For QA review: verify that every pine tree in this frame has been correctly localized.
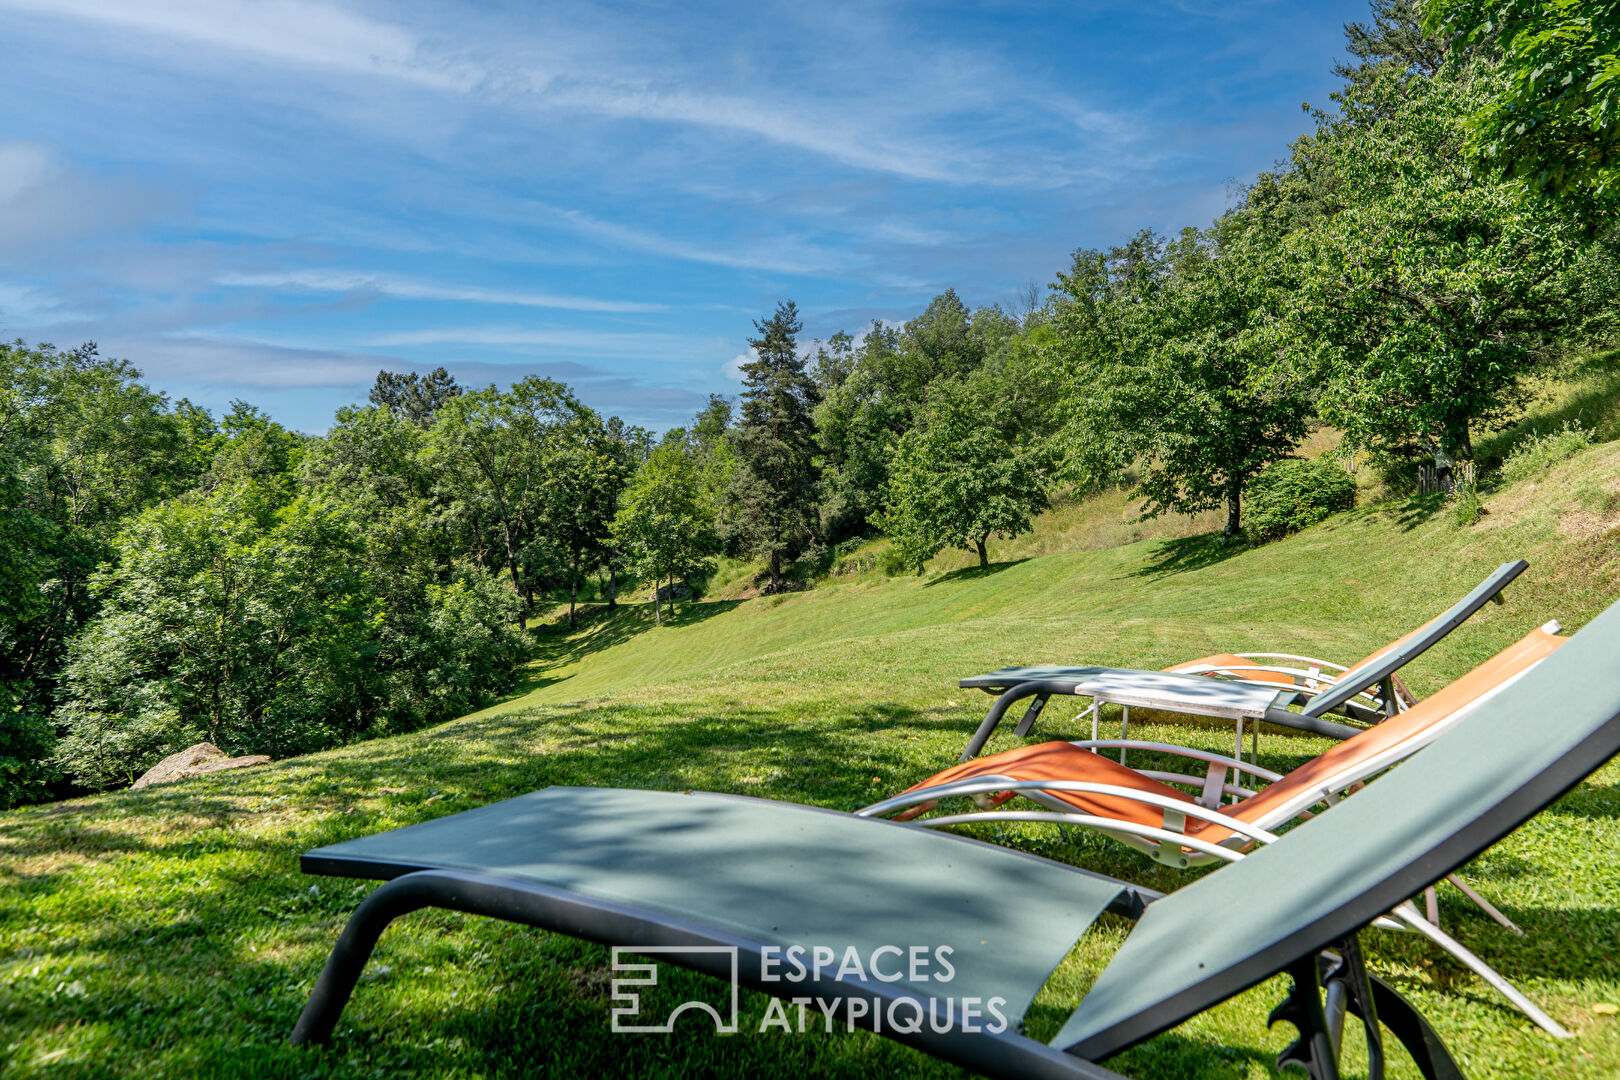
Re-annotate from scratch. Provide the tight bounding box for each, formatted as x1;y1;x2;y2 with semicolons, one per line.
723;301;820;591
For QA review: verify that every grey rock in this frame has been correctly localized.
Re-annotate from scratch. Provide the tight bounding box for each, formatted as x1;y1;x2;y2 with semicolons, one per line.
132;743;271;789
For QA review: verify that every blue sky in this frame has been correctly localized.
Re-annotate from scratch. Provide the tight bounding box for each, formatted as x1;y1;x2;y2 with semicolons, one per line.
0;0;1367;432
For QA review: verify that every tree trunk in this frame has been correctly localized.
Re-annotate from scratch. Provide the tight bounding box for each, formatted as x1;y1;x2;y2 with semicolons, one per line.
502;520;525;628
1224;486;1242;539
608;563;618;608
568;578;577;629
652;581;661;625
769;550;782;590
976;535;989;569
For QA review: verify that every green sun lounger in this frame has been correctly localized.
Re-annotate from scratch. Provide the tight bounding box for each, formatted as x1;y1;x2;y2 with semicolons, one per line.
955;559;1528;759
290;588;1620;1080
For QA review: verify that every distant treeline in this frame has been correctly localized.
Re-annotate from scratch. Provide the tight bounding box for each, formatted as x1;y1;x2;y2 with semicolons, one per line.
2;1;1617;805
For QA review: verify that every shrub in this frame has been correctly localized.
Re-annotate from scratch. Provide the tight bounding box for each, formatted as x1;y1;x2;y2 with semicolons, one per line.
1500;421;1594;486
1244;458;1357;544
1452;480;1485;526
0;687;58;810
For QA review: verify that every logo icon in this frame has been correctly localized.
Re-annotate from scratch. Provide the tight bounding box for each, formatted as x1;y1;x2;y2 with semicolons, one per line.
610;946;740;1033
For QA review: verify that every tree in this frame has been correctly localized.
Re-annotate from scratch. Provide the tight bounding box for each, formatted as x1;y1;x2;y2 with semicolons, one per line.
428;378;584;616
723;301;820;591
611;445;716;625
53;478;525;790
543;408;630;628
1337;0;1451;86
1046;229;1310;539
0;342;198;724
1428;0;1620;196
370;366;462;428
1281;63;1590;468
877;376;1048;570
53;482;378;788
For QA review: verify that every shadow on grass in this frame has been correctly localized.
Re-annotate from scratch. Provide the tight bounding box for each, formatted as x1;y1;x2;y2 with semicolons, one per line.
1372;491;1448;533
2;685;1614;1077
923;558;1030;587
1130;533;1246;578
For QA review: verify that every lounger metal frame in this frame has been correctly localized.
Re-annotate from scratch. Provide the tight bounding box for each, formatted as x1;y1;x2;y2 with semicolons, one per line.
291;826;1464;1080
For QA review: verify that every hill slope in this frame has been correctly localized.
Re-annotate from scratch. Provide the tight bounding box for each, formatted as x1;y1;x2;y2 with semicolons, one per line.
2;439;1619;1080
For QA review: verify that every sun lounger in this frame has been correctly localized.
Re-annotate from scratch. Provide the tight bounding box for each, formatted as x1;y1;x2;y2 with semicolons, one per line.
863;622;1568;1031
955;560;1528;761
290;597;1620;1077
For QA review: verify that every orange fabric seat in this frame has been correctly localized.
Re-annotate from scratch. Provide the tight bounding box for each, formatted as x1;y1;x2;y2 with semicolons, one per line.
1164;651;1298;687
898;626;1567;849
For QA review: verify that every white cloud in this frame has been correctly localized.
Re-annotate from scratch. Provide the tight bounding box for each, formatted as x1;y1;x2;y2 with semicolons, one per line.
217;269;666;313
0;0;471;88
368;324;682;355
0;0;1130;189
722;348;755;383
0;140;172;258
540;205;842;276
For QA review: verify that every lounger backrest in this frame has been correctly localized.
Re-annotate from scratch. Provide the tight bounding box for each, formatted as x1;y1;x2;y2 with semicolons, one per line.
1053;595;1620;1061
1301;559;1528;718
1227;624;1566;827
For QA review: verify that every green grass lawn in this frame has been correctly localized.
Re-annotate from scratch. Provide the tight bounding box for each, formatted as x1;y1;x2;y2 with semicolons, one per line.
4;439;1620;1079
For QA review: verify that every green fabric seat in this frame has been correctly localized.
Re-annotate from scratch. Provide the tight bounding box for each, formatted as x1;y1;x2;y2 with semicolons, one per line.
303;786;1134;1025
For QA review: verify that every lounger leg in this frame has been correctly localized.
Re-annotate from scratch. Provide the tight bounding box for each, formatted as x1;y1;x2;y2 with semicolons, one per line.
960;681;1048;762
1359;972;1467;1080
1271;955;1341;1080
291;876;436;1045
1013;695;1049;736
1445;874;1524;935
1391;902;1571;1038
1425;887;1440;927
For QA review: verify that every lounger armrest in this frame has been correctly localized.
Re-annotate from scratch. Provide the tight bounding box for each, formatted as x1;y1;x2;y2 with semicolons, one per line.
915;809;1253;864
860;778;1282;845
1235;653;1350;672
1065;740;1287;783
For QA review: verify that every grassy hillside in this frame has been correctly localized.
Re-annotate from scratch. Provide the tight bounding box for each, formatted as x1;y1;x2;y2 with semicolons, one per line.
4;402;1620;1078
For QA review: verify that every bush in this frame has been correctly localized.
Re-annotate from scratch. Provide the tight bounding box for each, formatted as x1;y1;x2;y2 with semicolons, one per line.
0;686;58;810
1500;421;1594;486
1244;458;1357;544
1452;480;1485;526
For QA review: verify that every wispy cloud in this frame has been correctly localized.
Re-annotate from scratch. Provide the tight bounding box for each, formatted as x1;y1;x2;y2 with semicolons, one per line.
217;269;665;313
368;324;683;356
0;0;1126;189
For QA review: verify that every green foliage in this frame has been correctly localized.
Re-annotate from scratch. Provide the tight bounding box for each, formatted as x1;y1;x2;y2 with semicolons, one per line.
1428;0;1620;197
1500;420;1596;483
0;689;57;810
611;445;717;624
1280;62;1590;464
52;481;526;789
0;341;208;732
877;376;1048;570
1046;228;1311;539
53;483;377;788
369;366;461;428
813;298;1024;543
1452;479;1486;524
1243;458;1358;544
427;377;590;611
